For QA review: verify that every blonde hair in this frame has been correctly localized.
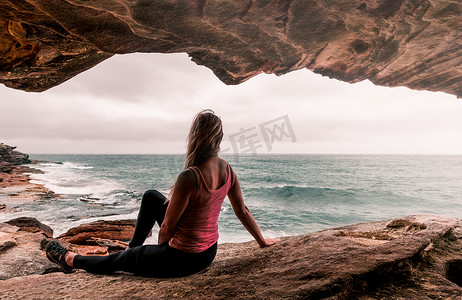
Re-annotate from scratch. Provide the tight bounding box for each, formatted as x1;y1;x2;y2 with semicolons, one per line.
169;110;223;198
184;109;223;169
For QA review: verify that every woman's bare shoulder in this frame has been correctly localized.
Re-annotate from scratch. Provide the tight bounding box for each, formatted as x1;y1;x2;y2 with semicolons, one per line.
218;157;233;171
218;157;236;185
177;168;196;185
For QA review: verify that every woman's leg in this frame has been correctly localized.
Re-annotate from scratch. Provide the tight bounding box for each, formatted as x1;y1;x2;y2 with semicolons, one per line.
73;243;217;277
73;244;158;275
166;243;218;277
128;190;169;248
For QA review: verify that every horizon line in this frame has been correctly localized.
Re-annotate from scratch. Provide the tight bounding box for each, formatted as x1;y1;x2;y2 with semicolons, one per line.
28;152;462;156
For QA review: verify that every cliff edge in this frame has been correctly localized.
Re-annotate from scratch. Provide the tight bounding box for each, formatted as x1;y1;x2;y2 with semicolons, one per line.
0;215;461;299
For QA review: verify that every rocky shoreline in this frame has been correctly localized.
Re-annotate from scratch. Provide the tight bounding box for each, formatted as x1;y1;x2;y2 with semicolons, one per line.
0;217;134;280
0;215;461;299
0;143;59;209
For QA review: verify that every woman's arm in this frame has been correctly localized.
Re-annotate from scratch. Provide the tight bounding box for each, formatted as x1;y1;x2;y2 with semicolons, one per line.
227;169;279;248
157;169;195;245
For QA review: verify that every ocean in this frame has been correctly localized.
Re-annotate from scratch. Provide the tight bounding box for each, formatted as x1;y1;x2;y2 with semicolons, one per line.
1;154;461;244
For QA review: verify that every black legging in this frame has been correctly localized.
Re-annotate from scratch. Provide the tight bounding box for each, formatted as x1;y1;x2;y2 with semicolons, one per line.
73;190;217;277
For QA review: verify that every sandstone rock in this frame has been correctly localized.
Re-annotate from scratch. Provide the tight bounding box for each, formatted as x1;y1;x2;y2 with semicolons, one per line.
0;204;6;210
53;222;130;256
0;223;55;280
10;150;30;165
69;244;109;256
57;220;138;244
0;160;59;200
0;1;460;97
42;236;113;257
86;237;128;252
0;144;33;185
0;162;14;173
0;232;17;252
5;217;53;238
14;164;45;175
0;143;30;167
0;222;19;233
386;218;428;233
0;215;461;299
1;183;60;200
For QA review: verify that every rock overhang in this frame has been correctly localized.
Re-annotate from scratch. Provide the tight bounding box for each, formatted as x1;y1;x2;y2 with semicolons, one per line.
0;0;460;97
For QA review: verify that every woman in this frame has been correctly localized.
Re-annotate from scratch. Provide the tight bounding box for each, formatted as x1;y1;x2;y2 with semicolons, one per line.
46;109;278;277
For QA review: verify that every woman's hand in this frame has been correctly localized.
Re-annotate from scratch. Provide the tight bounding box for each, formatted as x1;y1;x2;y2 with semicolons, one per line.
259;238;281;248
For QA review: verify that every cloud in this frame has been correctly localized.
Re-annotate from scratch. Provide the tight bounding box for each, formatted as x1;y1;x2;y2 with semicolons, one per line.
45;53;220;104
1;53;462;154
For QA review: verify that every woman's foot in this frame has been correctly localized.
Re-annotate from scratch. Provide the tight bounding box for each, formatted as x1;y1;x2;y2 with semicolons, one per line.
65;251;77;267
46;240;77;274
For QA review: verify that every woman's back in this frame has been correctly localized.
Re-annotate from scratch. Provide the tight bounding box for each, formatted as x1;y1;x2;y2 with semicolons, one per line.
195;157;230;190
168;157;231;253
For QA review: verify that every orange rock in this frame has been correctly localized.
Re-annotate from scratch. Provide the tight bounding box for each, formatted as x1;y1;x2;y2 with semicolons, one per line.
58;220;140;244
87;237;127;252
70;245;109;256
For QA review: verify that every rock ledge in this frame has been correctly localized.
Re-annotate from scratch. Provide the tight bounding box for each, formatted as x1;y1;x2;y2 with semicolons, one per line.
0;215;461;299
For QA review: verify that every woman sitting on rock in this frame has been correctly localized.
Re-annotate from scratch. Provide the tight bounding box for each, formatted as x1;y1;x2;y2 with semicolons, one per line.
46;109;278;277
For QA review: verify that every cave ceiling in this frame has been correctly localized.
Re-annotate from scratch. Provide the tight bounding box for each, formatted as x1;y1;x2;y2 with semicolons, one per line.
0;0;460;97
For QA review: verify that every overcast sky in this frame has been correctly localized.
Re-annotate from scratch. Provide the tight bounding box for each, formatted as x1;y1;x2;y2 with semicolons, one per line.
1;53;461;155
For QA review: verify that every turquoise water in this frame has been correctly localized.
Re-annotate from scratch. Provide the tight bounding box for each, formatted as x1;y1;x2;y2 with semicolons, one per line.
1;154;461;243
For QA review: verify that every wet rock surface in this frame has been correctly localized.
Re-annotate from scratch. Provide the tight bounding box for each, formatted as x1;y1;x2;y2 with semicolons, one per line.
0;143;60;204
0;1;460;97
0;215;461;299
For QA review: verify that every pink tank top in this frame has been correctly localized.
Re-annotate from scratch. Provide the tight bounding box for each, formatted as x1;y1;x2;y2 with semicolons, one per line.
169;164;231;253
